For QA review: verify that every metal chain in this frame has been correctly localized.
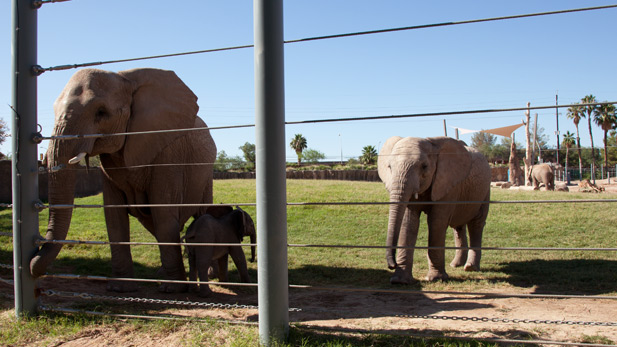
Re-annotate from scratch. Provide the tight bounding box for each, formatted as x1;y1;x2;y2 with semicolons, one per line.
395;313;617;327
41;289;301;312
0;263;14;270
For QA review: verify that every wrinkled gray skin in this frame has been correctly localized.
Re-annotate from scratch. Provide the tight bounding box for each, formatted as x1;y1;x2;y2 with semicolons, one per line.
378;136;491;284
30;68;216;293
528;163;555;190
184;206;256;297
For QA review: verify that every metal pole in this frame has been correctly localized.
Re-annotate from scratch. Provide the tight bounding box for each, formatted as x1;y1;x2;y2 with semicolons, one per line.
254;0;289;344
11;0;40;316
443;119;447;137
555;94;560;165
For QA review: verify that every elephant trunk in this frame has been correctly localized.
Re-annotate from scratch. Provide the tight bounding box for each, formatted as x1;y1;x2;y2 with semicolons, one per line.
29;142;78;278
385;185;413;269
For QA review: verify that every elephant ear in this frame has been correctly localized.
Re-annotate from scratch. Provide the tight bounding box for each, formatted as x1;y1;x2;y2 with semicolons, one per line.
428;137;472;201
377;136;403;191
118;68;198;168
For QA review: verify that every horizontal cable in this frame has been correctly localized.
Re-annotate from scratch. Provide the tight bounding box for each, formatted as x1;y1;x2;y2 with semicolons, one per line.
40;273;617;300
0;232;13;237
40;306;258;326
37;239;256;247
0;277;14;286
0;263;14;270
291;284;617;300
34;238;617;252
35;5;617;73
0;204;12;209
37;101;616;143
42;273;257;288
37;199;617;210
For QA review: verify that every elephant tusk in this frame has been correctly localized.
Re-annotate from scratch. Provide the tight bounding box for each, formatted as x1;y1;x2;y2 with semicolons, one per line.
414;193;418;200
68;152;87;165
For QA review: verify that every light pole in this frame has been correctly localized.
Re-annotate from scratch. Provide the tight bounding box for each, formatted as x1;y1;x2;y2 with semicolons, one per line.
339;134;343;164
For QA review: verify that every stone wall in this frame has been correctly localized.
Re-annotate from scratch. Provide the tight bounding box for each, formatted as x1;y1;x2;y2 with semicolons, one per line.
0;160;103;203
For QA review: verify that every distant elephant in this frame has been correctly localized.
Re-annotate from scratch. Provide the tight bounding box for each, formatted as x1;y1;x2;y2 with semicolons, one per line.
528;163;555;190
29;68;217;293
378;136;491;284
184;206;256;297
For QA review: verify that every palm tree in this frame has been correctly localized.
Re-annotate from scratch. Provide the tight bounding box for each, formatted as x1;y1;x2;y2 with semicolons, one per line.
289;134;307;166
562;131;575;181
581;95;598;179
360;145;378;165
566;103;584;178
593;102;617;169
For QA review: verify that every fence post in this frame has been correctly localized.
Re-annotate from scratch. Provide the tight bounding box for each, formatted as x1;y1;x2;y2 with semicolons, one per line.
11;0;40;317
254;0;289;344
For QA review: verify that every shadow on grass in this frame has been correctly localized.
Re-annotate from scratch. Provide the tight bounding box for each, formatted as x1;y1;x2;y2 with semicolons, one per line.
497;259;617;295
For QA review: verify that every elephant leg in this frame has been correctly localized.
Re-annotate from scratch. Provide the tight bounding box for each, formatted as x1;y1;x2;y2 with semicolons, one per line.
208;261;220;280
450;225;468;268
217;253;229;282
426;206;453;281
103;179;137;293
196;248;214;297
152;209;187;293
390;208;419;285
187;248;198;293
229;246;250;283
464;204;488;272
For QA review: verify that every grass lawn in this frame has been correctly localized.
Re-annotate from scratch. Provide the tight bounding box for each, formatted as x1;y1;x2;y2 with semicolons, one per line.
0;179;616;346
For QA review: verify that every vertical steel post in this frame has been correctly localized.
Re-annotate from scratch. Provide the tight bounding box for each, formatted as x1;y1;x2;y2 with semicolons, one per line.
11;0;40;316
254;0;289;344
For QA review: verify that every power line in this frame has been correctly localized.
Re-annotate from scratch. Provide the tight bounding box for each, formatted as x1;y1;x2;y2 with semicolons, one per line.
34;4;617;74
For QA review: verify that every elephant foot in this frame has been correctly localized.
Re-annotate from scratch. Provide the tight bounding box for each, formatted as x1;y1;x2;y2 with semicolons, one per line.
198;285;213;298
450;257;467;268
158;282;188;293
106;280;138;293
389;267;416;285
464;263;480;272
425;270;449;282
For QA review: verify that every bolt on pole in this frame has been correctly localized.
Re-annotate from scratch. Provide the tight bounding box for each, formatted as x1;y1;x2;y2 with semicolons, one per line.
254;0;289;344
11;0;41;316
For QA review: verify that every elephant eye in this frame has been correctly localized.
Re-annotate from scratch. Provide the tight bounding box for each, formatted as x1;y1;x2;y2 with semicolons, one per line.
95;107;109;120
421;163;428;171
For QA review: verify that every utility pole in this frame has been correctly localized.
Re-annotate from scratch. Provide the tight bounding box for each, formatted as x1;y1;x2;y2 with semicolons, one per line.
524;102;532;185
555;94;560;165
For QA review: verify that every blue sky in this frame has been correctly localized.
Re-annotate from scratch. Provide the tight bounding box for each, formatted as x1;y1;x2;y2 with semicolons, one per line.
2;1;616;162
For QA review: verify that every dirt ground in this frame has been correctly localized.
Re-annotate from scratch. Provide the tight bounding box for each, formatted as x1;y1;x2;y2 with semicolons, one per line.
3;180;617;346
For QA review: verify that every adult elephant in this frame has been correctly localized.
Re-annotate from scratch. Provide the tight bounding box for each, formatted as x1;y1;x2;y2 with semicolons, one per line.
30;68;216;293
528;163;555;190
378;136;491;284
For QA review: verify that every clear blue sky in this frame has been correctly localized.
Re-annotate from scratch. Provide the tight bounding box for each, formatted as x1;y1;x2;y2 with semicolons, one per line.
2;1;616;162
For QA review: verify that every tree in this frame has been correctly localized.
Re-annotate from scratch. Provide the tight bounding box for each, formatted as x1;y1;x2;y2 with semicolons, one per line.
561;131;575;175
302;148;326;163
470;132;497;161
0;119;9;158
239;142;256;170
593;102;617;169
214;150;245;172
289;134;307;165
581;94;598;176
566;103;584;177
359;145;378;165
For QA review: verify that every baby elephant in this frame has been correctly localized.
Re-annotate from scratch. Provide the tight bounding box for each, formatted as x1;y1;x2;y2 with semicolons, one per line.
184;206;256;297
528;163;555;190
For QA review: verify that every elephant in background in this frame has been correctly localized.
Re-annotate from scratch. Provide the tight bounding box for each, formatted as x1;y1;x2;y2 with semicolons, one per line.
378;136;491;284
30;68;216;293
528;163;555;190
184;206;256;297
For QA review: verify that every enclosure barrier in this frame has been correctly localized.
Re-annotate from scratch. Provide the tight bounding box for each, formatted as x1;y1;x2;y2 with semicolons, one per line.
7;1;617;345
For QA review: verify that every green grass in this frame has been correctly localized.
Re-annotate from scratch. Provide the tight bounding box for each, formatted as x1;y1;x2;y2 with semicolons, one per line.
1;179;616;345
